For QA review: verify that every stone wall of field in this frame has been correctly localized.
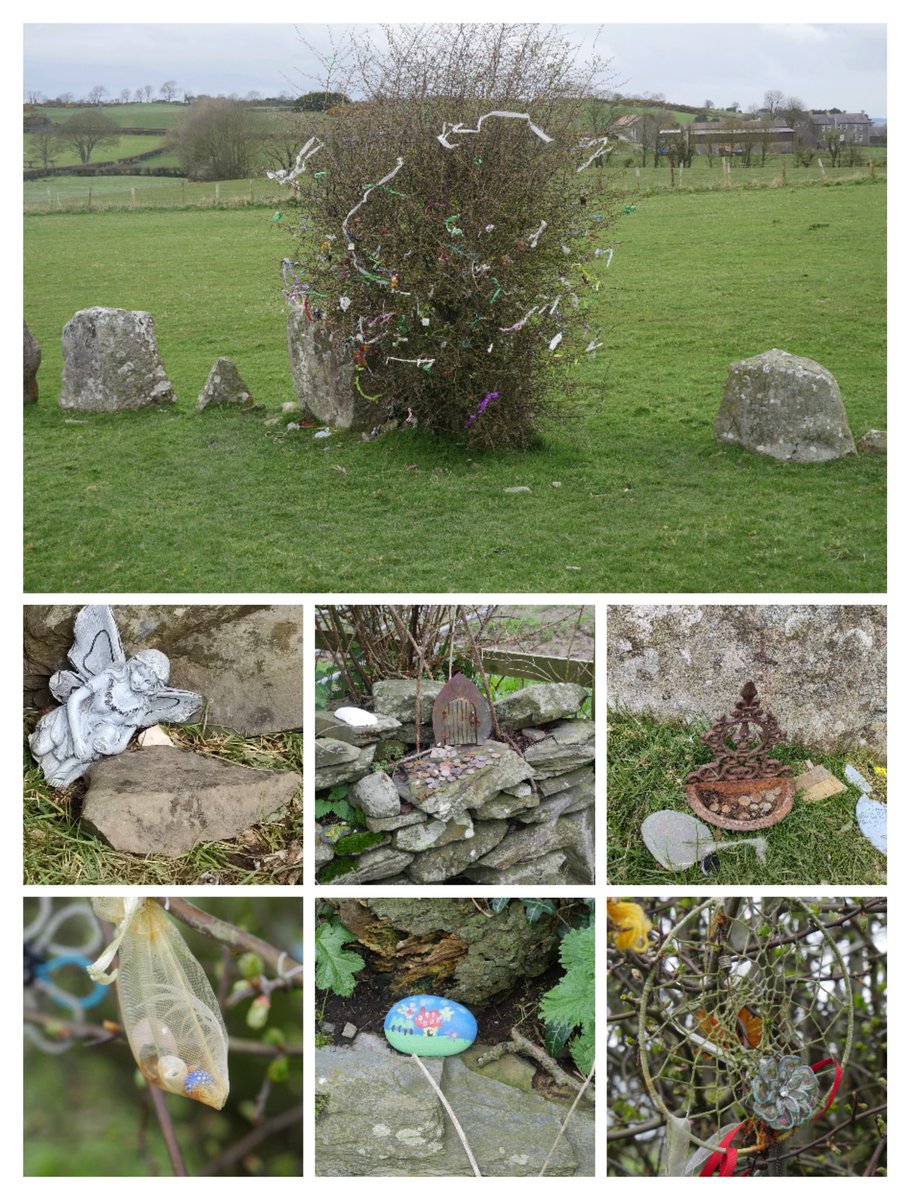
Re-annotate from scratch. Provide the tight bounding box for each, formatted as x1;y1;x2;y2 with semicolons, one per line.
607;604;886;754
315;680;595;884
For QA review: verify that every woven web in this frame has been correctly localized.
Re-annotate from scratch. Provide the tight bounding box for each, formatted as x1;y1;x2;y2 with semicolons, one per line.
637;899;852;1153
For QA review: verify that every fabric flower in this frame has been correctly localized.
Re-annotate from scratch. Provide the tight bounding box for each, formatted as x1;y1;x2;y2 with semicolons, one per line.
607;900;652;953
750;1055;820;1130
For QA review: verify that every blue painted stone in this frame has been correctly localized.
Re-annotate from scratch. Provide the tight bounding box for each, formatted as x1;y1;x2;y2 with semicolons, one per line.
383;994;477;1057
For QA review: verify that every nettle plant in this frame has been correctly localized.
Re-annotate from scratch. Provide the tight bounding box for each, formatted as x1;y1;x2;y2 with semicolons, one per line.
278;24;614;449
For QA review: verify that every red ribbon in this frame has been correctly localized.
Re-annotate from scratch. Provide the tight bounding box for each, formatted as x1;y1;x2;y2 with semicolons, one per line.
698;1058;842;1177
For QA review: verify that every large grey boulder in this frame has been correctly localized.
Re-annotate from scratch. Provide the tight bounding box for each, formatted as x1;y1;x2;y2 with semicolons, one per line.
82;746;299;856
24;605;302;736
715;348;856;462
196;356;253;410
60;307;175;411
493;682;587;730
288;307;373;430
24;322;40;404
607;604;887;754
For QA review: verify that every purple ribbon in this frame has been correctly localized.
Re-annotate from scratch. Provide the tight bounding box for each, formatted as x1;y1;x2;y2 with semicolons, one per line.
465;391;499;427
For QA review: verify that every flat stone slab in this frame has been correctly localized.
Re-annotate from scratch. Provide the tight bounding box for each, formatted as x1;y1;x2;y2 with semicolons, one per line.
82;746;299;856
406;740;535;822
316;710;401;746
407;819;508;883
372;679;444;724
315;740;376;789
464;850;569;885
493;682;587;730
715;348;856;462
522;720;595;775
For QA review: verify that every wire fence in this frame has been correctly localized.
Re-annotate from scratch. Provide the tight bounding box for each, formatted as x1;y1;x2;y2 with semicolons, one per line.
24;176;290;213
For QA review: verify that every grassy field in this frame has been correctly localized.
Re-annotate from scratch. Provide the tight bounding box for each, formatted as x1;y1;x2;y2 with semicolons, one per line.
606;711;886;886
33;101;186;128
25;133;170;170
23;177;885;593
24;173;285;211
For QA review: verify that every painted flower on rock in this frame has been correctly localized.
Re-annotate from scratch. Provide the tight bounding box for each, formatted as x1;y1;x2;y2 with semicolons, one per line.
750;1055;820;1130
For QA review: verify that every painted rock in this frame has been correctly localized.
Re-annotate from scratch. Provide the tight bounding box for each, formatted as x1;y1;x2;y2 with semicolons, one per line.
383;994;477;1057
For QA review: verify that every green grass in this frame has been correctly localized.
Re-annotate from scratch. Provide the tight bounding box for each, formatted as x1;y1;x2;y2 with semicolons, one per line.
24;179;885;592
25;134;169;170
606;711;886;886
34;102;185;128
24;717;302;885
24;174;286;212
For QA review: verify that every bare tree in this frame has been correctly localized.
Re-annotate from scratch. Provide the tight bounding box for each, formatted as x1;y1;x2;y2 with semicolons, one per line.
118;87;131;105
762;88;785;116
258;110;311;176
55;108;120;163
26;89;44;106
86;84;108;106
56;91;74;105
26;128;56;169
174;98;253;179
139;83;154;103
160;79;178;103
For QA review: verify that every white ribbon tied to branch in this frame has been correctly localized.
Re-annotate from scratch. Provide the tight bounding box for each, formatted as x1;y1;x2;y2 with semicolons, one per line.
267;136;324;183
437;111;553;149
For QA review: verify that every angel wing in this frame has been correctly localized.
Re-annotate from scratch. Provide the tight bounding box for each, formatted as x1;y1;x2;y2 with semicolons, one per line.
142;687;203;726
50;606;125;702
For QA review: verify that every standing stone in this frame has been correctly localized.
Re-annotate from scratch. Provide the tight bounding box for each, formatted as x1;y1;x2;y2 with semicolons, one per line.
24;322;40;404
287;307;373;430
857;429;886;454
715;348;856;462
60;307;176;412
196;357;253;410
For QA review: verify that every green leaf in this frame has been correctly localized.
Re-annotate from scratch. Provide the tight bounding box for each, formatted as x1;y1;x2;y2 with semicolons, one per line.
315;795;357;822
570;1021;594;1076
539;925;595;1033
544;1018;573;1060
237;952;264;980
267;1055;290;1083
490;898;510;914
522;898;556;923
246;994;270;1029
315;919;365;996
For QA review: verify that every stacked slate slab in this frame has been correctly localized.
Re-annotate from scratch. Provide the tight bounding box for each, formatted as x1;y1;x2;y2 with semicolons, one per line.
315;680;595;884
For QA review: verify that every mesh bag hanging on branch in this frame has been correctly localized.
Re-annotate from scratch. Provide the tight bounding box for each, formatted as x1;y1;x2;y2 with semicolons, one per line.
635;899;850;1175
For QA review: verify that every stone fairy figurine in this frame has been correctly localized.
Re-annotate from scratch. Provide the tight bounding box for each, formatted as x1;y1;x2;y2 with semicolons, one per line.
29;605;203;788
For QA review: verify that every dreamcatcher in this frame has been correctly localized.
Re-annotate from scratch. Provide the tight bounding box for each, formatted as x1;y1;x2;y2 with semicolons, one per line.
636;899;851;1176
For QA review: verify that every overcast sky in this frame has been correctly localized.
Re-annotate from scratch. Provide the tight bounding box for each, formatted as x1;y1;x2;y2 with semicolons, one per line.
23;22;887;117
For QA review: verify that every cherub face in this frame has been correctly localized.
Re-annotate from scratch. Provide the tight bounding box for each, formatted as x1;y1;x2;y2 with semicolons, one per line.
128;659;160;694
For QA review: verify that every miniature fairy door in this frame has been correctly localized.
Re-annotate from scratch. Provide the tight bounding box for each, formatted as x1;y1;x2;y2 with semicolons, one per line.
432;673;492;746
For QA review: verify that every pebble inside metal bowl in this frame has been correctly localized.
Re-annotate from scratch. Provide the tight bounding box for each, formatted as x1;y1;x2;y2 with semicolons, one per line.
686;777;795;832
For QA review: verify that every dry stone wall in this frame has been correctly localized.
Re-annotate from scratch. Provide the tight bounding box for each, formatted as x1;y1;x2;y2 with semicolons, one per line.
315;680;595;884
